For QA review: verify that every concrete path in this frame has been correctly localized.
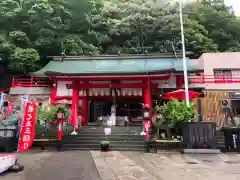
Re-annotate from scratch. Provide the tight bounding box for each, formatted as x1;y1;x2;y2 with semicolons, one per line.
91;151;157;180
2;151;240;180
123;151;240;180
1;151;101;180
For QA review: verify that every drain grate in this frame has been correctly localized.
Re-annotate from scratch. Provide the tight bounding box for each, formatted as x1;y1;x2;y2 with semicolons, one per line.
224;161;239;164
186;161;198;164
202;160;212;163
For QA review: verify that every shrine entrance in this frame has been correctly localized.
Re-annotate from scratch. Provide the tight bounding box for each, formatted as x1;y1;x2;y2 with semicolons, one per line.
88;98;143;126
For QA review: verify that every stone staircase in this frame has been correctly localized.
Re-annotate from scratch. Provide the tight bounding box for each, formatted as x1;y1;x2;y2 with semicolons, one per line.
62;126;146;151
216;130;226;152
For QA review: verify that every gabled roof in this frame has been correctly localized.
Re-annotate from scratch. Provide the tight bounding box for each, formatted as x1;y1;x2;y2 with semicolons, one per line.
32;55;201;76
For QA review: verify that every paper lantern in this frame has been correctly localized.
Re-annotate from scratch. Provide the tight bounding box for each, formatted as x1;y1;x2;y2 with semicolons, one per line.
128;89;132;96
79;90;83;96
133;89;137;96
94;89;98;96
117;89;120;96
100;90;104;96
89;90;92;96
83;90;87;96
122;90;125;96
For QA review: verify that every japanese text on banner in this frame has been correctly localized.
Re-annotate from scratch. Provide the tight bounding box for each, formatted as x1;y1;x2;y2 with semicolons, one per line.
18;102;37;152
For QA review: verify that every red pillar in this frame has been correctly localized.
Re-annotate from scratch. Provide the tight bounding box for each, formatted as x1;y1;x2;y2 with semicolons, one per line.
143;79;152;141
70;80;79;126
50;80;57;104
176;75;184;89
81;98;88;126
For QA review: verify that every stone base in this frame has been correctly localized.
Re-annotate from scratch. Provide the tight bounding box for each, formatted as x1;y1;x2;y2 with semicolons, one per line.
181;149;221;154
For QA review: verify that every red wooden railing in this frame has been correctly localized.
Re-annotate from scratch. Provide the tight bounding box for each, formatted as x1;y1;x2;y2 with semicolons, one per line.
12;77;51;87
188;74;240;84
0;88;10;93
11;74;240;88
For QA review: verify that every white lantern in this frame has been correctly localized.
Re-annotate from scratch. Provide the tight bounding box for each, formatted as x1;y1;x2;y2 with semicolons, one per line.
128;89;132;96
83;90;87;96
89;90;92;96
79;90;83;96
133;89;137;96
122;90;125;96
94;89;98;96
100;90;104;96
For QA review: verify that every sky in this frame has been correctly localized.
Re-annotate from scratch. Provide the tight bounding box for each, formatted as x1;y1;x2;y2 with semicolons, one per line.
224;0;240;16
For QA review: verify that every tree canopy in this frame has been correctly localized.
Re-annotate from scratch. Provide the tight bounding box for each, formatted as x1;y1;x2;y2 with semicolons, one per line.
0;0;239;72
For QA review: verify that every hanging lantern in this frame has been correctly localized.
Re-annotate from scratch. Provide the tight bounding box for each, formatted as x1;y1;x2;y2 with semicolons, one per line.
94;89;98;96
133;89;137;96
122;89;125;96
100;89;104;96
139;89;142;96
164;80;168;87
83;90;87;96
106;89;110;96
128;89;132;96
117;89;120;96
89;89;92;96
112;89;115;96
142;106;150;121
56;109;65;120
79;90;83;96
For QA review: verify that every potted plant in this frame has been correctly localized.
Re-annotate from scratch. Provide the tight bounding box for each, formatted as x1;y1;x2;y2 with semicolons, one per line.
155;100;196;140
100;141;110;151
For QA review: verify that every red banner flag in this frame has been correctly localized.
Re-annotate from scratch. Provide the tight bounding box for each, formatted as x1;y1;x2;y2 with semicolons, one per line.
18;102;37;152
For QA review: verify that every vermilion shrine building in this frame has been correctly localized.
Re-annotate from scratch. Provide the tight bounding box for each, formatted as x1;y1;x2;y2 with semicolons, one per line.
9;52;240;126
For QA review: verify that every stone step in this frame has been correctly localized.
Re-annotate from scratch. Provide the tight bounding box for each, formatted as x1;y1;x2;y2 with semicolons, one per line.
76;128;142;134
63;135;145;141
63;143;145;148
61;147;146;151
63;140;145;145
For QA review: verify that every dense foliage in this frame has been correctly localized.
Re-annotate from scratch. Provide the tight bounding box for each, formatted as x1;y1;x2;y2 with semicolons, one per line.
36;104;70;125
155;100;196;129
0;0;239;72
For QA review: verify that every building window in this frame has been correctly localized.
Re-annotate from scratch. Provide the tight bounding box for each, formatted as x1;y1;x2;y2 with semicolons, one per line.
214;69;232;83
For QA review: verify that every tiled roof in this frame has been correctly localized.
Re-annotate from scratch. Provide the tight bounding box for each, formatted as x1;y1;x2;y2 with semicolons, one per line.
32;55;201;76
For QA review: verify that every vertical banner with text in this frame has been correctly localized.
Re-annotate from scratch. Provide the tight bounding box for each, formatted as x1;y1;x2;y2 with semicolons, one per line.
18;102;37;152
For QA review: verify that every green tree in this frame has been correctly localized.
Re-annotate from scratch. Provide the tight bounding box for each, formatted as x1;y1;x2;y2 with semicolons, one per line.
8;47;40;72
185;0;240;52
91;0;217;56
0;0;240;73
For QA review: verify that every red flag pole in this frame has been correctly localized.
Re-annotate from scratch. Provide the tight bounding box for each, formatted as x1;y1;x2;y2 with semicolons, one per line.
57;120;63;140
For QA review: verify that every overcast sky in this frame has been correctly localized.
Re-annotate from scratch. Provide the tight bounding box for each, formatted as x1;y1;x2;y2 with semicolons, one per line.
224;0;240;15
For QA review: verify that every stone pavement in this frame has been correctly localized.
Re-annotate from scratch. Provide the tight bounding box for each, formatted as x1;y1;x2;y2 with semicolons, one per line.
122;151;240;180
91;151;157;180
2;151;240;180
1;151;101;180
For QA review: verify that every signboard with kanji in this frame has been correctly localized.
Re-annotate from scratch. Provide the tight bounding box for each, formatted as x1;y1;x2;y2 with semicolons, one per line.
18;102;37;152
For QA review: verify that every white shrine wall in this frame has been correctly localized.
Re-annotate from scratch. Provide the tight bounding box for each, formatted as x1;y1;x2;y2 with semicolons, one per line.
56;81;72;96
